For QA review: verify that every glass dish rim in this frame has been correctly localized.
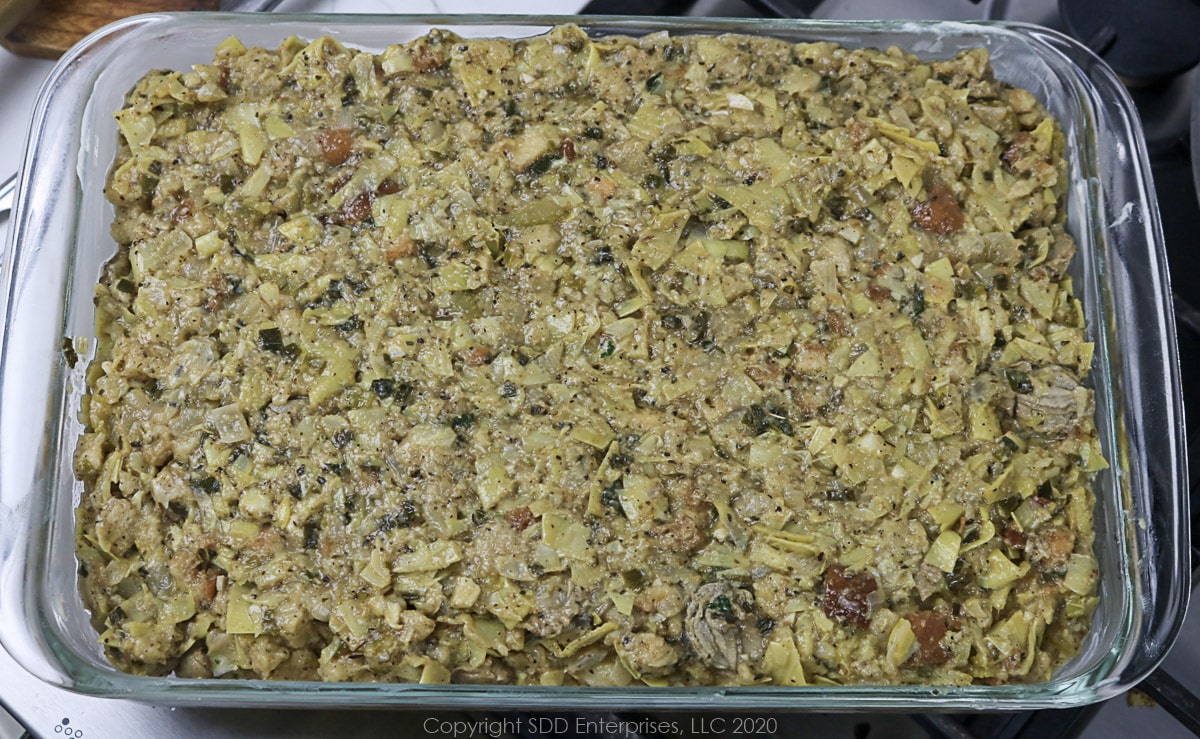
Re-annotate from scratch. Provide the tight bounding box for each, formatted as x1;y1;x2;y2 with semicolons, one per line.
0;12;1187;710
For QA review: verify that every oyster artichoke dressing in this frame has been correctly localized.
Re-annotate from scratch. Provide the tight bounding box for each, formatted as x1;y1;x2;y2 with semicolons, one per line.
75;26;1104;685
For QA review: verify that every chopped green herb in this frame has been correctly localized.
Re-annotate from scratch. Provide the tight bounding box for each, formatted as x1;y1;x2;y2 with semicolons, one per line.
303;522;321;549
743;404;771;435
331;429;354;448
370;378;396;398
743;403;793;436
257;327;284;353
707;594;736;621
600;481;624;513
589;245;614;265
525;153;558;178
190;475;220;494
600;336;616;358
1006;369;1033;394
910;285;926;317
379;501;423;531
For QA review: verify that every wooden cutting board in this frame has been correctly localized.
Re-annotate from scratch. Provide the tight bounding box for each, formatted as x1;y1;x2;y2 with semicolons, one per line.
1;0;219;59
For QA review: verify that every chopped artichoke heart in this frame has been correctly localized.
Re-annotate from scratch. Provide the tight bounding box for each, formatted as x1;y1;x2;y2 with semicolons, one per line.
494;196;573;228
80;27;1100;689
969;401;1002;441
235;120;267;166
960;519;995;553
226;583;260;635
847;347;882;377
979;550;1029;589
542;511;593;561
474;454;514;510
420;660;452;684
555;622;618;659
391;540;462;573
277;215;324;245
891;147;925;195
1080;440;1109;472
617;474;667;528
867;116;941;154
632;209;689;270
886;617;917;666
360;549;393;588
264;114;294;139
924;530;961;573
606;579;636;616
1062;554;1097;595
627;101;685;141
928;502;965;530
753;525;821;556
194;229;225;257
923;258;955;308
763;630;807;686
114;109;156;151
570;420;615;449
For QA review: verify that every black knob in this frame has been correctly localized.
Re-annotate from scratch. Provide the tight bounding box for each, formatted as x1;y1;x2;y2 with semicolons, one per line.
1059;0;1200;83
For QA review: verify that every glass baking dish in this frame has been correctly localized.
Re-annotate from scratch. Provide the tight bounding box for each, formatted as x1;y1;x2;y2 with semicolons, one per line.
0;13;1187;710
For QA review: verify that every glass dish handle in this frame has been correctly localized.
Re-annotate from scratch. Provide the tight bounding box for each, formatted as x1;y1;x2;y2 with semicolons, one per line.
0;173;16;218
1034;27;1191;685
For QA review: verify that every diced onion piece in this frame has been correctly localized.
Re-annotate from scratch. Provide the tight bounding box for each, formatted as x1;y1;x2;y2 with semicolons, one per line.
264;115;295;139
209;403;250;444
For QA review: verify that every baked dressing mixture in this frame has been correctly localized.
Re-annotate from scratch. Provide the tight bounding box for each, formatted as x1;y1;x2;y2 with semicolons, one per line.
76;26;1104;686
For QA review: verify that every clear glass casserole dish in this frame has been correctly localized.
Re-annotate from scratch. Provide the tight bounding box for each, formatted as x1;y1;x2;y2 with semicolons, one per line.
0;13;1187;710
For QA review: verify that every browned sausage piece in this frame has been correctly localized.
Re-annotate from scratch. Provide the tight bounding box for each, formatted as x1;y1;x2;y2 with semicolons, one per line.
822;564;878;628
